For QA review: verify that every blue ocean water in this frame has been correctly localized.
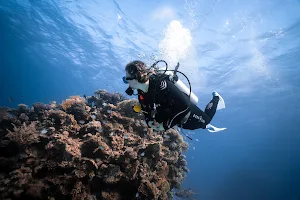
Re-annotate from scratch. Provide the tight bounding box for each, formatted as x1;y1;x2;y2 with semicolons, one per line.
1;0;300;199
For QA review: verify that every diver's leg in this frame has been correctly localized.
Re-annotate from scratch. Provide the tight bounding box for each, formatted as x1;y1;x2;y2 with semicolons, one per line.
204;96;219;119
182;95;219;130
182;105;210;130
182;93;225;131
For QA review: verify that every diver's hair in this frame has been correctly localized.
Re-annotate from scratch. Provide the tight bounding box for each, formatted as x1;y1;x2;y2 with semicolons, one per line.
125;60;150;83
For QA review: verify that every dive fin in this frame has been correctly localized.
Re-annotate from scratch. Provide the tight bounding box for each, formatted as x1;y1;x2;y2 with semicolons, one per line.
213;92;225;110
206;124;227;132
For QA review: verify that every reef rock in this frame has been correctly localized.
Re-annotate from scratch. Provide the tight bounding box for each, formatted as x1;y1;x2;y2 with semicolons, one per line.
0;90;189;200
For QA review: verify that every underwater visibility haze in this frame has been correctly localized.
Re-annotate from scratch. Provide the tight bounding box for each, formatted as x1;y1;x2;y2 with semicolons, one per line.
1;0;300;199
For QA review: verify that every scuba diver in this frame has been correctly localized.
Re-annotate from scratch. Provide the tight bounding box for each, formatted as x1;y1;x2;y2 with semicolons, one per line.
122;60;226;134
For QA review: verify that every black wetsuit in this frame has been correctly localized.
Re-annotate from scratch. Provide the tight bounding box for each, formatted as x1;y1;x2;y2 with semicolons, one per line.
138;74;220;130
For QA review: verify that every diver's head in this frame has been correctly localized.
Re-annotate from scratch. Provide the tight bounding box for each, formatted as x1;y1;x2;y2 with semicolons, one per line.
124;60;150;91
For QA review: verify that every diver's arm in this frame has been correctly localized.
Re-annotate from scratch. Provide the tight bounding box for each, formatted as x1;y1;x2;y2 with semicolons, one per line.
138;102;155;128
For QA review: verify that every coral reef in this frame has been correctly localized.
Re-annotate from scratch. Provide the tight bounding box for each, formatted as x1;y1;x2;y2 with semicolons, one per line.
0;90;189;200
175;188;197;200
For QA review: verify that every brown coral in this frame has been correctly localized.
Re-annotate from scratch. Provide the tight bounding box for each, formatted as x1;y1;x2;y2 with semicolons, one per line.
6;122;39;147
0;90;189;200
46;131;82;161
62;96;86;111
61;96;90;122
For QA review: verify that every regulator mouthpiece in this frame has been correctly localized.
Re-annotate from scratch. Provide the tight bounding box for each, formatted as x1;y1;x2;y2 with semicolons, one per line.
125;87;134;96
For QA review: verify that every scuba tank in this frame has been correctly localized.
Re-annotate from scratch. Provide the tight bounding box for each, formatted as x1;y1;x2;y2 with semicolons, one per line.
162;64;198;105
152;61;198;105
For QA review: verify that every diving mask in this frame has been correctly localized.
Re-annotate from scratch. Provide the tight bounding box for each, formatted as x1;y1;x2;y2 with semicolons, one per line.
122;76;136;84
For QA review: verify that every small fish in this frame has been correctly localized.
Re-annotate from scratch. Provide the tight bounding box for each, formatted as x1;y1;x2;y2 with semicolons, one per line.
143;128;148;132
193;147;196;150
107;110;112;114
140;152;145;157
109;132;114;136
124;135;128;139
195;139;199;142
135;192;139;198
40;129;48;134
8;97;14;102
91;102;95;107
102;103;107;106
91;115;96;120
78;120;85;124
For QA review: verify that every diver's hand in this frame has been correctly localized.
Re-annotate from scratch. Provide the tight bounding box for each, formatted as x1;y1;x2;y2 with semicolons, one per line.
148;121;165;131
